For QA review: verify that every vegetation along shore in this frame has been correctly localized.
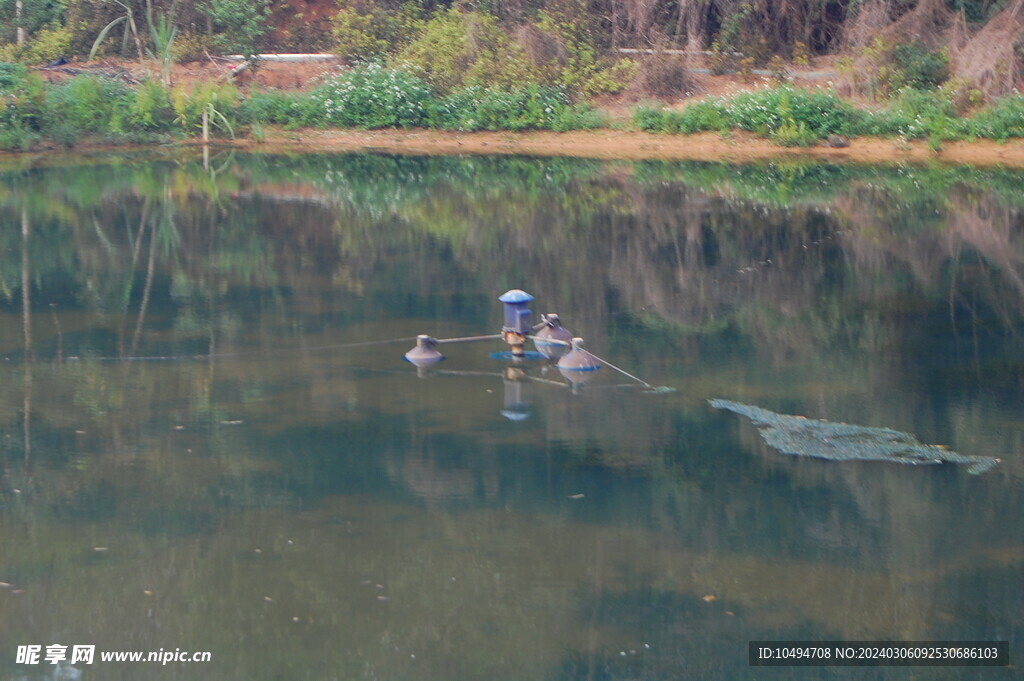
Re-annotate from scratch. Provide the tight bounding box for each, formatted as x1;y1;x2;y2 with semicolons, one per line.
1;0;1023;159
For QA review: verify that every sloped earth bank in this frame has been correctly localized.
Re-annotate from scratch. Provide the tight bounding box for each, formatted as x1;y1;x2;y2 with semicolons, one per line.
233;128;1024;168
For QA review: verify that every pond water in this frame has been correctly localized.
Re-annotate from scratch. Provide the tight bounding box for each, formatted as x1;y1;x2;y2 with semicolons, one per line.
0;151;1021;680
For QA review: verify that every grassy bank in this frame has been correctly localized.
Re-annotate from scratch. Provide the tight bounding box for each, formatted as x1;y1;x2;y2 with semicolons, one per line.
2;61;1024;153
633;86;1024;149
0;61;604;151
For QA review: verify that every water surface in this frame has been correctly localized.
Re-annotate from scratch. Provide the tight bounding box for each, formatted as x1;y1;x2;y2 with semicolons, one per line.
0;152;1021;680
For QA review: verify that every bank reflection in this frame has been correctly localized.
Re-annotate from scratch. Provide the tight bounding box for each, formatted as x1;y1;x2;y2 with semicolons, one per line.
0;152;1021;681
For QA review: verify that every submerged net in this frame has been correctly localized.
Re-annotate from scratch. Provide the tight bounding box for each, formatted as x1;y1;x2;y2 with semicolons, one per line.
710;399;999;475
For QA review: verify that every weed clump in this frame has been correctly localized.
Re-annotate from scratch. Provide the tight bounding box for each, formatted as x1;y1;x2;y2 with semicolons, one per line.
310;63;433;129
633;82;1024;146
436;84;603;131
632;100;728;134
969;94;1024;141
636;86;863;144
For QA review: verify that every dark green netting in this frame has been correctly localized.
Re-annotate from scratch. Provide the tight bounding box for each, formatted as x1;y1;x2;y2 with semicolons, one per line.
709;399;999;475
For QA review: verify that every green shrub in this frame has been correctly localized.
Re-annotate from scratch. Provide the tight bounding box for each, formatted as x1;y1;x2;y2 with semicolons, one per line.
435;83;600;131
633;100;729;134
632;104;667;132
634;87;865;144
873;88;967;140
770;119;819;146
674;100;729;133
556;103;607;131
19;25;72;64
584;58;639;96
842;37;950;99
0;65;44;135
43;75;133;137
0;125;37;150
171;32;212;64
200;0;270;58
310;63;433;128
0;62;28;92
332;7;388;59
527;12;633;96
171;81;240;137
395;8;533;94
890;88;956;120
332;1;423;62
0;0;64;46
891;42;949;91
129;79;176;131
968;94;1024;140
0;63;42;148
937;77;986;116
724;86;862;139
238;87;318;128
851;107;911;137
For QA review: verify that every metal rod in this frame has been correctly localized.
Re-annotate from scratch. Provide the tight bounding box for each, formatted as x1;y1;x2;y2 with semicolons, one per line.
585;350;654;389
223;53;339;62
65;336;420;363
435;334;502;344
527;334;570;346
530;334;659;388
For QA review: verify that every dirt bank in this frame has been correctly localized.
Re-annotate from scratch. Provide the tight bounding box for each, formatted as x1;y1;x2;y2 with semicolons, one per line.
4;128;1024;168
236;127;1024;168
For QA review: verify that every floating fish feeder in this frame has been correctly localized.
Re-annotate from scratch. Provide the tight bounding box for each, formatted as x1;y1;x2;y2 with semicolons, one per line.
404;334;444;367
556;337;601;372
556;337;602;388
533;313;574;359
400;289;671;410
498;289;534;358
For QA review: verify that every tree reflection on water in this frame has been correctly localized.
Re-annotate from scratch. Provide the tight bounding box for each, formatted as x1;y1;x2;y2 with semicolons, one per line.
0;152;1021;681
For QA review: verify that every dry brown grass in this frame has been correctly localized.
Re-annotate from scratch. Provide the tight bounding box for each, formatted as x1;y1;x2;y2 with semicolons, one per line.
624;48;701;100
838;0;955;96
950;0;1024;99
844;0;956;50
841;0;1024;99
514;22;568;84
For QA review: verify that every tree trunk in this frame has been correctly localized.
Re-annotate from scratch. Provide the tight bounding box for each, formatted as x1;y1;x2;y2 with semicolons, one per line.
16;0;25;45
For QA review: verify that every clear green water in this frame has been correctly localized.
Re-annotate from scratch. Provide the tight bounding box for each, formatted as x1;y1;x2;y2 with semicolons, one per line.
0;152;1021;680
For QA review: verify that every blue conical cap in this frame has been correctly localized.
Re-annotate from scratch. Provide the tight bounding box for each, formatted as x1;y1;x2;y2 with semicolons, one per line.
498;289;534;304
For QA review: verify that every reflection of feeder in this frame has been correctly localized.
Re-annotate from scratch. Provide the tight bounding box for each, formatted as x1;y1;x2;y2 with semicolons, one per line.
500;367;530;421
557;337;601;388
533;313;573;359
404;335;444;367
558;365;599;390
498;289;533;358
